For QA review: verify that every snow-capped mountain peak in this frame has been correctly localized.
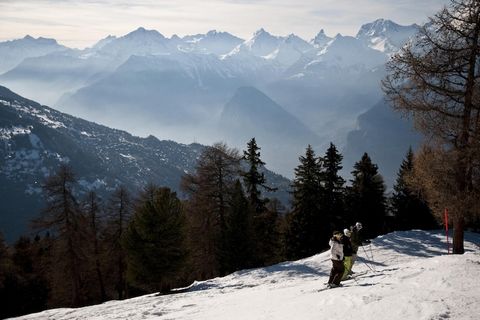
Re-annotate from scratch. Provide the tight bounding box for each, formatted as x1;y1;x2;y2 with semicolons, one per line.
313;34;387;69
228;28;282;58
93;27;171;59
178;30;244;55
356;18;419;54
357;19;401;37
311;29;332;48
253;28;269;37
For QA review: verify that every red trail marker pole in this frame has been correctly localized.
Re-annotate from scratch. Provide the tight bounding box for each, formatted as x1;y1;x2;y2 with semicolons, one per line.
444;208;450;254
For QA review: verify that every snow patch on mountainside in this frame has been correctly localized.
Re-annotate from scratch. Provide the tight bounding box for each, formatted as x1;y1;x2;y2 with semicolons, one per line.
1;100;66;129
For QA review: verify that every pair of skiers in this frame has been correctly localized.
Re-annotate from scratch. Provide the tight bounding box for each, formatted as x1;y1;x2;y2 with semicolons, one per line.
327;222;363;288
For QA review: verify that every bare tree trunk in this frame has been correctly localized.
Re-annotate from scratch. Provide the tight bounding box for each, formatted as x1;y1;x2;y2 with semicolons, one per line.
453;214;465;254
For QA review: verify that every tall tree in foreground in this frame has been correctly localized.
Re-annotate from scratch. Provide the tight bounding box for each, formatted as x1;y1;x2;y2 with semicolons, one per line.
181;142;241;278
383;0;480;253
347;153;387;239
123;186;187;293
392;148;438;231
285;145;324;259
321;142;346;230
33;164;86;306
242;138;280;266
104;186;132;299
83;191;106;302
223;180;255;272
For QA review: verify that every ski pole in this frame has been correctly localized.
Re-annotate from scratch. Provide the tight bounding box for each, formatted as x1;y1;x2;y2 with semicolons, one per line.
369;243;375;265
361;245;376;272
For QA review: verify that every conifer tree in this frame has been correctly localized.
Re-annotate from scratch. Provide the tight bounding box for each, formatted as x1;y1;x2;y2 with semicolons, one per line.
223;180;255;273
392;148;438;230
242;138;275;213
348;153;387;239
11;237;49;315
123;186;187;293
285;145;324;259
321;142;346;229
242;138;279;266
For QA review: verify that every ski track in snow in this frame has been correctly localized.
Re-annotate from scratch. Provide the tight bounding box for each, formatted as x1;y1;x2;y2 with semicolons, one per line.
9;230;480;320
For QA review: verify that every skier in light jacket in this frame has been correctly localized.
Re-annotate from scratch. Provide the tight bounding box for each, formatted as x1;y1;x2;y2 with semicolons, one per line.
327;231;344;288
349;222;363;273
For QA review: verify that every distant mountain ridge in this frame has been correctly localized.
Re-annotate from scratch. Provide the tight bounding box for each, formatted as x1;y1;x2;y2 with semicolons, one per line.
0;35;67;74
0;85;291;242
0;18;422;187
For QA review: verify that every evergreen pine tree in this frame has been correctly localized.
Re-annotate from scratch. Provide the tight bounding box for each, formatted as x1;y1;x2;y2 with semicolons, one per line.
10;237;49;316
223;180;255;273
321;142;346;230
242;138;280;266
392;148;438;230
285;145;324;260
242;138;276;213
348;153;387;239
123;186;187;293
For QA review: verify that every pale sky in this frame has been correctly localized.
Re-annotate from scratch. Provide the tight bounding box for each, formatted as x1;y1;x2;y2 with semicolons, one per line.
0;0;450;49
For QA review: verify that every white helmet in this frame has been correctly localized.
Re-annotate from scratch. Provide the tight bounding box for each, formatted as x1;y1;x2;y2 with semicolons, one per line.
344;228;351;237
355;222;363;230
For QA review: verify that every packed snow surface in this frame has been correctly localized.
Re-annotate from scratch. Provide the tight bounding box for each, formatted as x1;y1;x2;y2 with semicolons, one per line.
10;230;480;320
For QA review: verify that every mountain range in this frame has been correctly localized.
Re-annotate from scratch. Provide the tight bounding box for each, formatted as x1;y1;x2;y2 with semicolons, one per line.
0;85;291;243
0;18;423;210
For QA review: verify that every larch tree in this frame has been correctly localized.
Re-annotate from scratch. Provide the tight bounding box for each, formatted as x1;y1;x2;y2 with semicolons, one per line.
181;142;241;278
33;164;86;307
83;191;106;302
383;0;480;253
104;186;132;299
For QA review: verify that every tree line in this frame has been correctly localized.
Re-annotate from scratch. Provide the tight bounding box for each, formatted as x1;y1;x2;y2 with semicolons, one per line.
0;138;438;318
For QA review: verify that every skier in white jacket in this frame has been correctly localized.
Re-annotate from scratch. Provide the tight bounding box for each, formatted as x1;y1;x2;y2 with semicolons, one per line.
327;231;344;288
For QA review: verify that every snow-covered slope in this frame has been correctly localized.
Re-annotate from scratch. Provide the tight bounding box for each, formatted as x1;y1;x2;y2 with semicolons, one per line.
10;230;480;320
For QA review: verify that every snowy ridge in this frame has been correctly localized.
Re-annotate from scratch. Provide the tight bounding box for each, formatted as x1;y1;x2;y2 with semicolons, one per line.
11;230;480;320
